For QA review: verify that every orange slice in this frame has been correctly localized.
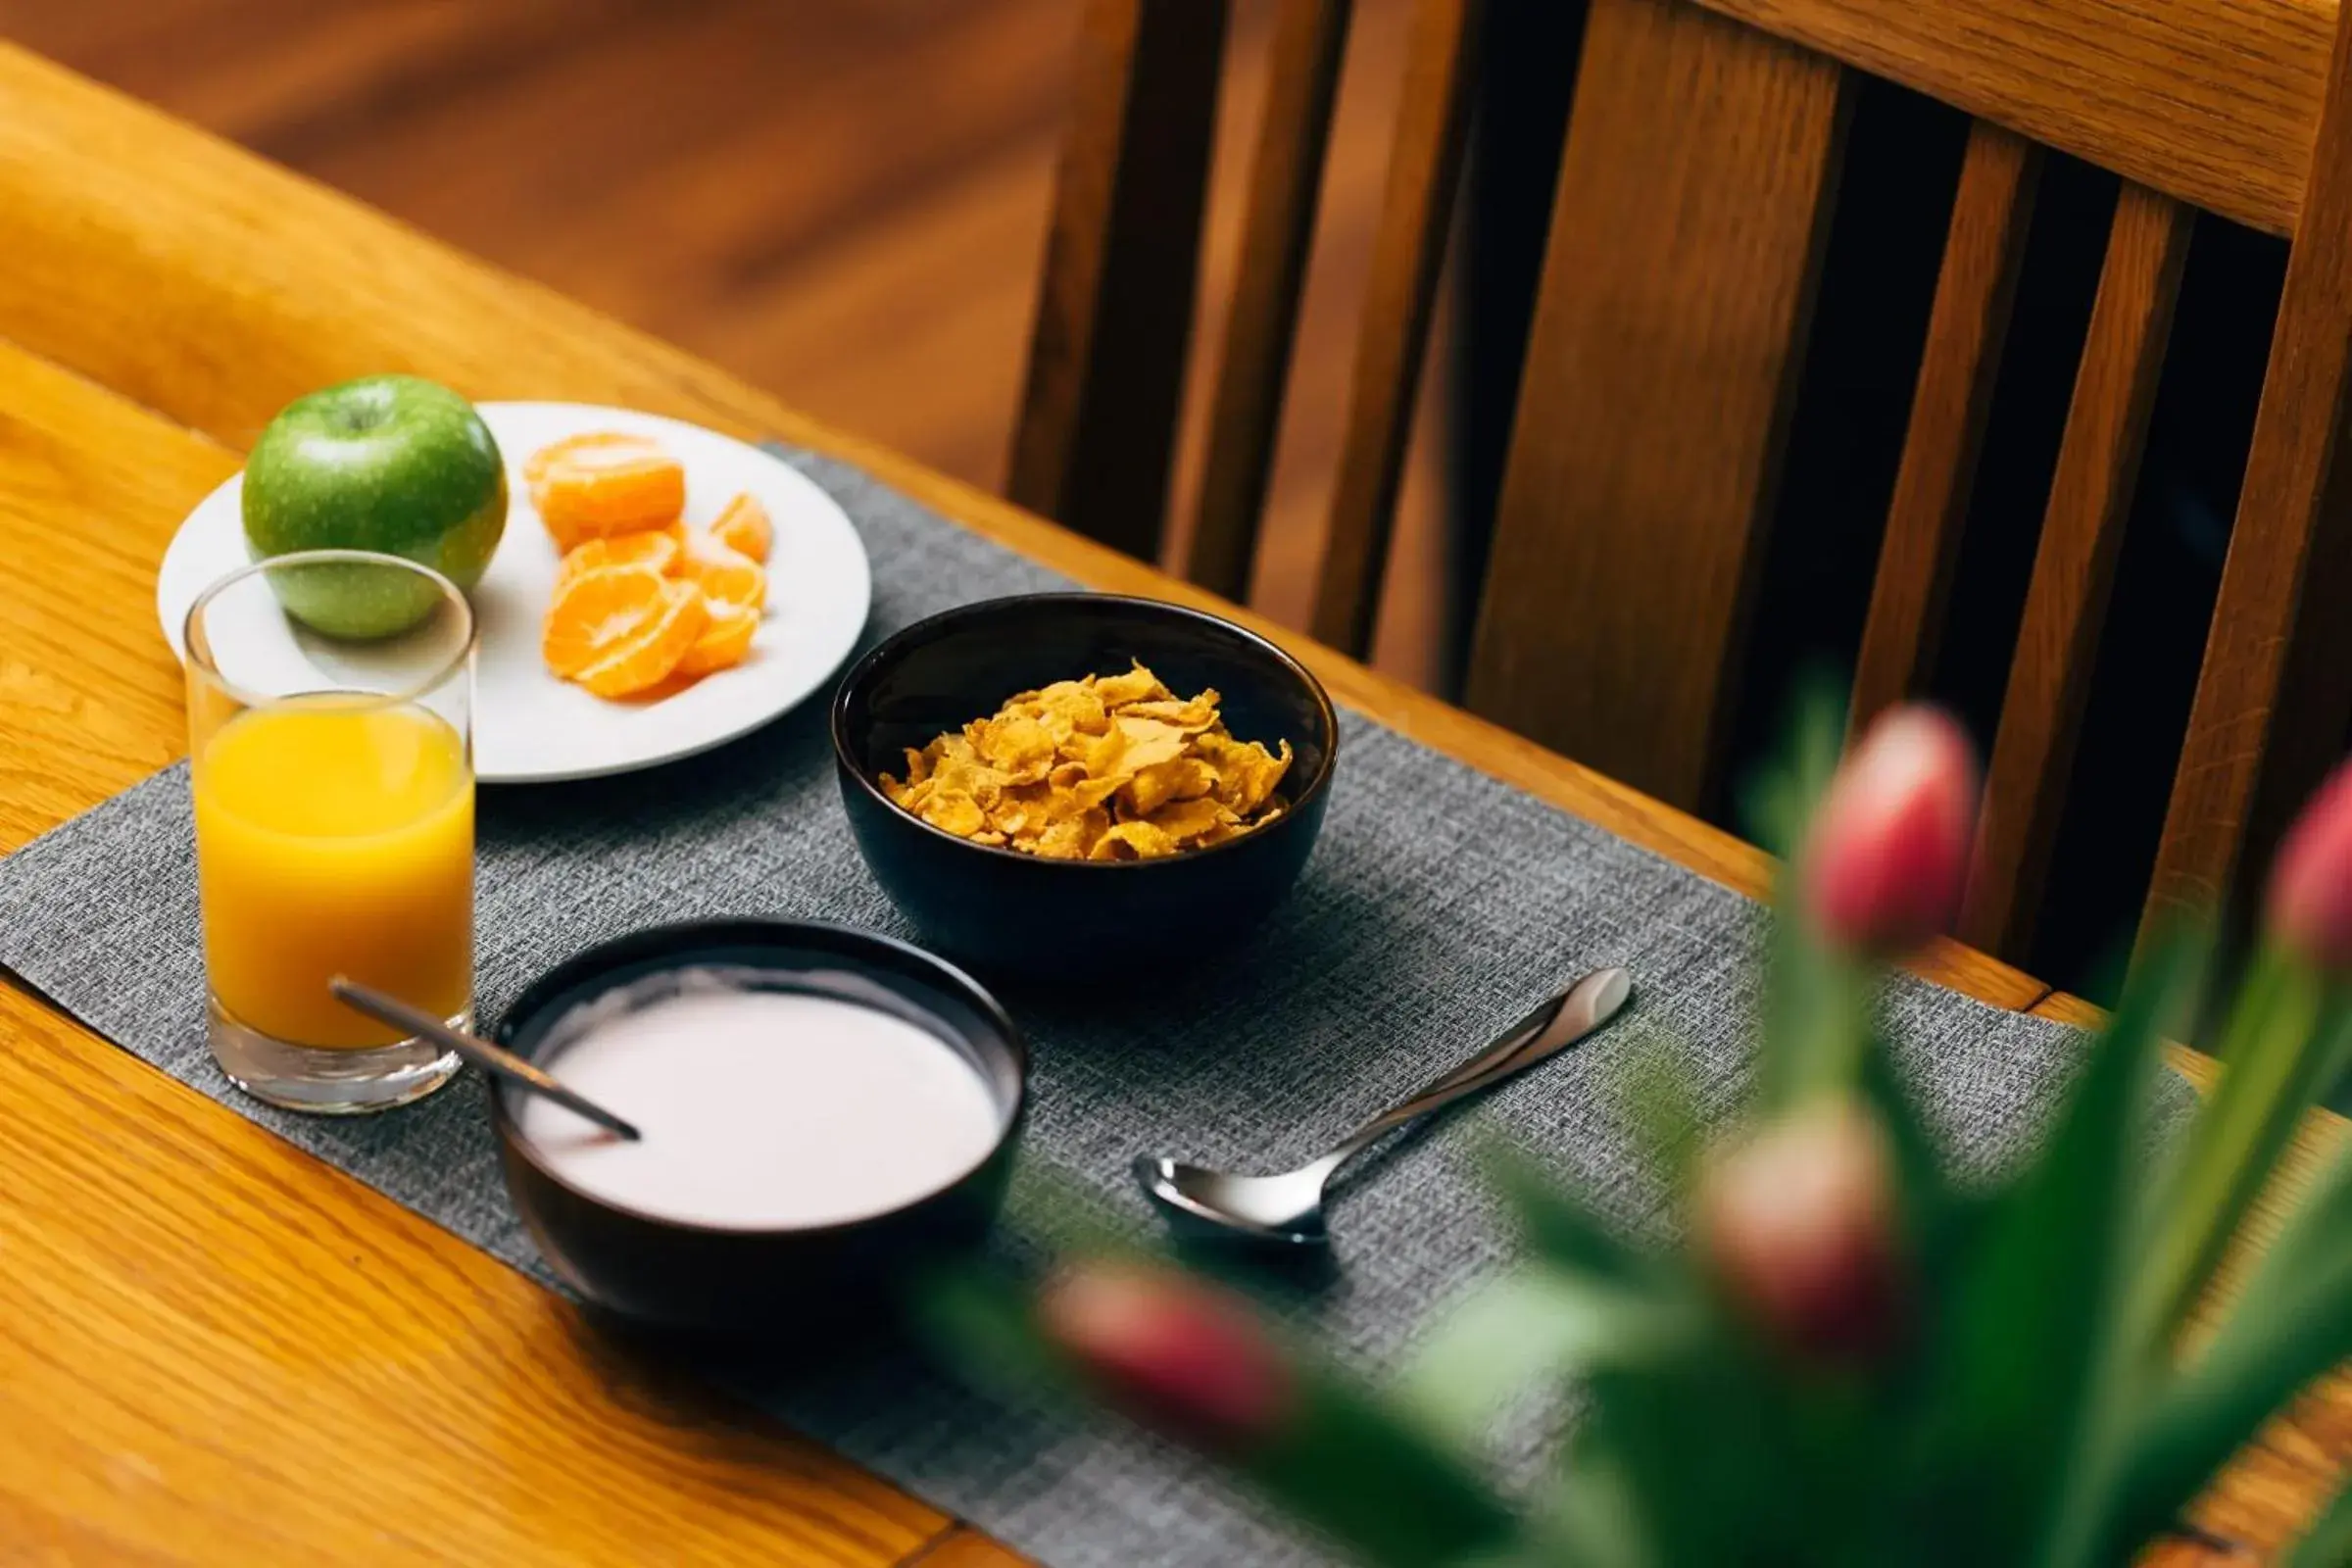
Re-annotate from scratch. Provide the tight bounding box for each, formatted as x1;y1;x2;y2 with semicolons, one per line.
710;492;772;563
526;433;687;548
542;564;672;678
575;581;709;698
680;534;766;612
676;598;760;676
556;525;684;587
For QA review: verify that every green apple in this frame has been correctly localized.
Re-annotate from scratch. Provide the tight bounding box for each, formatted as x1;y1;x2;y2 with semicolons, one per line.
242;374;508;638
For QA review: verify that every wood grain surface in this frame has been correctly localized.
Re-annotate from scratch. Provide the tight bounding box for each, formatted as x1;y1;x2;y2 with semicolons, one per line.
0;976;944;1566
1145;0;1453;678
1183;0;1352;601
2151;0;2352;946
0;33;1868;935
0;0;1462;692
1846;122;2040;739
1690;0;2334;237
1305;0;1481;660
1004;0;1225;561
1464;0;1848;810
0;0;1083;505
2030;992;2351;1565
909;1529;1039;1568
1964;185;2193;962
0;34;2336;1565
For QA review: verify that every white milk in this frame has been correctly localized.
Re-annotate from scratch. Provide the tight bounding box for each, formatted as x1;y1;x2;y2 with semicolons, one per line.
518;984;1004;1229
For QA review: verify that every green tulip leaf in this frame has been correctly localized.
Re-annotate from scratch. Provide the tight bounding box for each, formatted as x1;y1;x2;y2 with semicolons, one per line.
1532;1426;1659;1568
1620;1046;1704;1200
1484;1142;1656;1286
1739;677;1845;861
1855;1025;1980;1263
1236;1369;1521;1568
1919;922;2193;1565
2131;954;2347;1359
1396;1268;1698;1445
1739;678;1880;1112
915;686;2352;1568
918;1238;1519;1568
911;1264;1078;1406
2283;1475;2352;1568
2096;1148;2352;1561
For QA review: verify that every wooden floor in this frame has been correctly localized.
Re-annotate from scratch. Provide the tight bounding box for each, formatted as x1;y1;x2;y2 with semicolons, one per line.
0;0;1447;683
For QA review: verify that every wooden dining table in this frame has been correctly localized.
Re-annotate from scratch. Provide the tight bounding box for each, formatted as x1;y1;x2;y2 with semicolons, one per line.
0;40;2340;1566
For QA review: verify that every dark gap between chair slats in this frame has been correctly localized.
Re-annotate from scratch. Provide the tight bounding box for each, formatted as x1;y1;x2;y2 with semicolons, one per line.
1214;0;1466;667
1364;173;1473;683
1006;0;1225;561
1716;74;1965;824
1444;0;1589;699
1925;155;2117;741
1846;122;2042;742
1308;0;1484;662
2030;214;2288;1001
1966;183;2193;964
1185;0;1354;602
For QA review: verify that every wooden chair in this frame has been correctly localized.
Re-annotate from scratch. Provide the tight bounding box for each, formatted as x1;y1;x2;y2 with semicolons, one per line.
1008;0;2352;967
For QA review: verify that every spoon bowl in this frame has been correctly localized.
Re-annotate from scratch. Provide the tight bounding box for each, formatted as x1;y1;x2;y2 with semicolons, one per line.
1135;1153;1348;1246
1136;968;1632;1247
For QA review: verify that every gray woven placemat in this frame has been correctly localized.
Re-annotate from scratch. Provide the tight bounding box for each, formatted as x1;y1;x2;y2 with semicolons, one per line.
0;449;2182;1567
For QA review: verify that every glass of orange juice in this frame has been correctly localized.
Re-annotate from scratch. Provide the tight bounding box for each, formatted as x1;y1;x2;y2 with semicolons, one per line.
184;550;475;1113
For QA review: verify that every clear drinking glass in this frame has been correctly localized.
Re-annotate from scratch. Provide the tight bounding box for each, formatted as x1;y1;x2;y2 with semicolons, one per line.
183;550;475;1113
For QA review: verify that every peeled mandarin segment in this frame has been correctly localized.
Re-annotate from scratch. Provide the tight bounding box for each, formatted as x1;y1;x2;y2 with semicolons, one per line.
574;581;710;698
556;528;681;587
681;536;766;612
541;564;672;678
710;492;772;563
525;432;688;545
675;598;760;676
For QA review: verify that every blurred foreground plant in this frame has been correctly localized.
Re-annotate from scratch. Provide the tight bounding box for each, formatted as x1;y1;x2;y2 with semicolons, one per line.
939;702;2352;1567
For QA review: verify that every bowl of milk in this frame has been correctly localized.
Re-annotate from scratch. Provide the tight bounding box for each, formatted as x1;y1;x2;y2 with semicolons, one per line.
491;919;1025;1335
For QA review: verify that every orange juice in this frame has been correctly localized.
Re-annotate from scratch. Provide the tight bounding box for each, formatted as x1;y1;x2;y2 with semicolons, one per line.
193;697;472;1048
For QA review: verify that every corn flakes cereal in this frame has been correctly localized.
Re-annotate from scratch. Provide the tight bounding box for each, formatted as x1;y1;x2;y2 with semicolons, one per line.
880;662;1293;859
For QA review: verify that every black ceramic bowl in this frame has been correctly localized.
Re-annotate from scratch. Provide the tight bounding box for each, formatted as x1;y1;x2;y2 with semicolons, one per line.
490;919;1025;1337
830;593;1340;974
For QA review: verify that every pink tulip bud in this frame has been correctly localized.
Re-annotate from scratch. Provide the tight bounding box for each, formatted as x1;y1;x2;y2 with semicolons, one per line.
1802;706;1980;953
1039;1264;1296;1452
1695;1100;1908;1366
2267;759;2352;971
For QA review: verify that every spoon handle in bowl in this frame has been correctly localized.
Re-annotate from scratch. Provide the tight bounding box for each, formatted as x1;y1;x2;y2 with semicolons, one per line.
1325;968;1632;1164
329;976;644;1141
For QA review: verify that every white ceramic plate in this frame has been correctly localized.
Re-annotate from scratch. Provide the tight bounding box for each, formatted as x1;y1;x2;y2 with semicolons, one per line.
157;401;872;784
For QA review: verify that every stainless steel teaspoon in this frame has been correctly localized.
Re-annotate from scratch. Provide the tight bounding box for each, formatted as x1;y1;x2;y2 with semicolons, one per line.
329;976;643;1141
1135;967;1632;1246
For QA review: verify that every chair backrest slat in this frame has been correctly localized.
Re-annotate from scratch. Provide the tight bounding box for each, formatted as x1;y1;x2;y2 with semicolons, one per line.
1848;122;2041;740
2151;5;2352;933
1007;0;1226;561
1461;0;1850;808
1964;183;2194;958
1018;0;2352;963
1690;0;2328;238
1184;0;1355;602
1306;0;1484;658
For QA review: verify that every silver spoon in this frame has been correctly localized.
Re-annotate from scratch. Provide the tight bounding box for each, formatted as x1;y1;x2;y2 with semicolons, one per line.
1136;967;1633;1246
329;976;643;1141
